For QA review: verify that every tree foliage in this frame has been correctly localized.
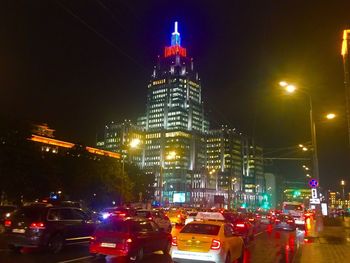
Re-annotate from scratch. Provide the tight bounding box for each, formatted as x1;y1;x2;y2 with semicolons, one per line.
0;121;154;208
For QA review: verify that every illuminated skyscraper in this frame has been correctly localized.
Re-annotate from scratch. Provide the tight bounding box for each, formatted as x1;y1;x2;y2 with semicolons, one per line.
138;22;209;204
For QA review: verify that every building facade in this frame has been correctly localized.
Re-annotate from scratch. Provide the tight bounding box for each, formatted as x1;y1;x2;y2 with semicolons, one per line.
97;120;144;166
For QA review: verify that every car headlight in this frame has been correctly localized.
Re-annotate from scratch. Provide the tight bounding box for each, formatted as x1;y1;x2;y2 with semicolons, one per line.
102;213;110;219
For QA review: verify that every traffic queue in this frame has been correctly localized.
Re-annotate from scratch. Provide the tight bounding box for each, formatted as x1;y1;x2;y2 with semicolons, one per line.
1;200;314;262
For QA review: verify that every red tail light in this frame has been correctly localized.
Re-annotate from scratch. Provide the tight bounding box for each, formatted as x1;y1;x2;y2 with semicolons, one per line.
275;219;280;223
171;236;177;246
148;217;153;220
210;239;221;250
90;236;96;241
287;220;294;223
126;238;132;243
4;220;11;227
118;213;126;217
236;223;245;228
30;222;45;229
304;238;312;243
249;218;254;221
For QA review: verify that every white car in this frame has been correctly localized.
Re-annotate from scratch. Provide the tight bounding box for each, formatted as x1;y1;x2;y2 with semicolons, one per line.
184;211;198;225
135;209;172;232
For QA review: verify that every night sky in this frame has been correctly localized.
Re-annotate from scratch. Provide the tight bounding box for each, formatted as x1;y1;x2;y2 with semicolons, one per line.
1;0;350;191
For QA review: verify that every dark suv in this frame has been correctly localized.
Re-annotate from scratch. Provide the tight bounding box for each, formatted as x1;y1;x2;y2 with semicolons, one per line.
4;203;96;253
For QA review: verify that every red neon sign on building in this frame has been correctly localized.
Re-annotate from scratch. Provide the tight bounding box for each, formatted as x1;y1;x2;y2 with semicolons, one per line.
164;45;187;58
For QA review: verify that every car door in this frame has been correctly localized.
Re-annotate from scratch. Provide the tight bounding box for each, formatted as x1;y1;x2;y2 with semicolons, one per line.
71;209;95;240
54;208;80;241
224;224;242;261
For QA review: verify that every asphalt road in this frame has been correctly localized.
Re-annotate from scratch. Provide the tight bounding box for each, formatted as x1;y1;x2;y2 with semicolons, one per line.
0;224;306;263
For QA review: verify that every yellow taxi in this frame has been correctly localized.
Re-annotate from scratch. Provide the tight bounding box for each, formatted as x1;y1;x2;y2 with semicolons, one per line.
166;208;187;226
170;212;245;263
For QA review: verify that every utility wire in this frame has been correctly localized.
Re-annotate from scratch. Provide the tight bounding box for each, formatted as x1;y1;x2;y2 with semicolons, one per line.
55;0;147;71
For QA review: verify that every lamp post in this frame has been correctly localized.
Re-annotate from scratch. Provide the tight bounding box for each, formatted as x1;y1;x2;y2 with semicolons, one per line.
159;151;176;205
341;180;346;208
279;81;320;186
120;138;142;205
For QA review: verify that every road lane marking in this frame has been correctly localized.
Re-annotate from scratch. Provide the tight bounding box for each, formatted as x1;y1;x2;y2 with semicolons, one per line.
57;256;94;263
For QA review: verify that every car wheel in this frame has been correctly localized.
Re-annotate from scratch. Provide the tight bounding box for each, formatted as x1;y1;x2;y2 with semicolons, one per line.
237;246;245;263
129;247;144;262
8;244;22;253
224;252;231;263
47;233;64;254
162;241;171;254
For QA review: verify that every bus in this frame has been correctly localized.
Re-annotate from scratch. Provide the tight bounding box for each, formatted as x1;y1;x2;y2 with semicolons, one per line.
282;201;305;226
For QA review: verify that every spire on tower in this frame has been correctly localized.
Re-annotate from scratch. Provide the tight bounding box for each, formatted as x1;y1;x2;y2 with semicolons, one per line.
164;21;186;57
171;21;181;46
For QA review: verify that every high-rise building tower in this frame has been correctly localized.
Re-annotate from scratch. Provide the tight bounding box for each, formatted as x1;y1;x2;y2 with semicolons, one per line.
138;22;209;204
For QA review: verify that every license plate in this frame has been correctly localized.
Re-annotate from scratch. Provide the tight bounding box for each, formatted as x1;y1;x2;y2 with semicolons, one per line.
12;229;25;234
100;242;116;248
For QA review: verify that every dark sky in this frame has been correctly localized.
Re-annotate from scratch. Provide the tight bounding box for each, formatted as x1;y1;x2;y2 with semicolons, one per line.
1;0;350;191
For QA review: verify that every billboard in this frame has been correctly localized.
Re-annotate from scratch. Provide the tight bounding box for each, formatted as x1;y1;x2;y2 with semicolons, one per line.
173;192;186;203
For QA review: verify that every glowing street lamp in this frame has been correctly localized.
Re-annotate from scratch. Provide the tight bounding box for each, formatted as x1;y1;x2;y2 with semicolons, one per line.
326;113;336;120
279;81;288;87
285;85;296;93
129;138;141;148
166;151;177;160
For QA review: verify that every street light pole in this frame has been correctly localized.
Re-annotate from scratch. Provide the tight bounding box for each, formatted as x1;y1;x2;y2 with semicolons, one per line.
308;94;320;184
159;164;163;205
279;81;320;185
341;180;346;208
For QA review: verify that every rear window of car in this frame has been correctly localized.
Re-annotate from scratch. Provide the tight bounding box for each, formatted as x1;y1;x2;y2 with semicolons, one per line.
12;207;45;221
180;223;220;235
0;206;16;213
135;211;150;218
97;220;128;232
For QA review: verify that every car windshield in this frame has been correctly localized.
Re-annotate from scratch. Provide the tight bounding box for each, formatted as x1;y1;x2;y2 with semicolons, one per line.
181;223;220;235
0;206;16;214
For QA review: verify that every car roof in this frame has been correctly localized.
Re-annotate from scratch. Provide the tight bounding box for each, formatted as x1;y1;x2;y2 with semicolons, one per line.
186;220;225;226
